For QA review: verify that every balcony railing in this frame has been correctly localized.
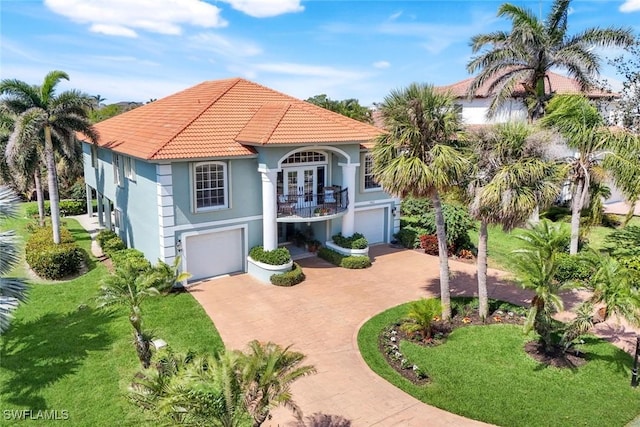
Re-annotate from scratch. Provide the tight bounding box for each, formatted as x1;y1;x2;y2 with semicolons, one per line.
277;186;348;219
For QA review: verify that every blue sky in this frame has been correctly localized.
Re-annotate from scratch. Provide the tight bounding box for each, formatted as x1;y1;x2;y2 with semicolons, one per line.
2;0;639;106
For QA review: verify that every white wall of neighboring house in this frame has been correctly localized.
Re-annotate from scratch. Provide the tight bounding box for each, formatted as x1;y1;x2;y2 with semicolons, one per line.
458;98;528;125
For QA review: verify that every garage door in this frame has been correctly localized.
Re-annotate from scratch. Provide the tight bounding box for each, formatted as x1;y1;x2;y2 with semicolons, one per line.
354;208;385;244
185;228;244;281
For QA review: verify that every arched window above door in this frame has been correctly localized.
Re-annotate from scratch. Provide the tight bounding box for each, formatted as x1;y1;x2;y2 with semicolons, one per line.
281;151;326;165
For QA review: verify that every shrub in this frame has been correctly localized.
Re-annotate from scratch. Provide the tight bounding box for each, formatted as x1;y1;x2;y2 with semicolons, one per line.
400;196;432;216
318;247;371;269
249;246;291;266
24;200;87;217
331;232;368;250
605;225;640;258
419;234;439;255
395;227;423;249
96;230;118;247
25;226;84;280
110;248;151;272
541;205;571;222
553;253;594;284
101;235;126;257
270;263;306;286
601;213;621;228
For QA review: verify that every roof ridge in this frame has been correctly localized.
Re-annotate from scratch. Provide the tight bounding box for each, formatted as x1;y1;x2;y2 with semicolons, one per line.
260;102;291;144
148;77;242;159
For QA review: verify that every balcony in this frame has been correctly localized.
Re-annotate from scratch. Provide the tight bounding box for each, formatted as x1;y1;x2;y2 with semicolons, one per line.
277;186;348;222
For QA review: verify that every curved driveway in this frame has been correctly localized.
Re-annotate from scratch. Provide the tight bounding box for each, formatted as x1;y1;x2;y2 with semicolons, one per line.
189;245;636;426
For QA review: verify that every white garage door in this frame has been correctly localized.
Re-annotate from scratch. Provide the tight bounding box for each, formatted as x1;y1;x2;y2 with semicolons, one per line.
355;208;385;244
185;228;244;281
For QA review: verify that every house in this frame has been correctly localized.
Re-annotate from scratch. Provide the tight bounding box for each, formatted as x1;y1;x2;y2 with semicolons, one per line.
436;71;617;125
82;78;399;281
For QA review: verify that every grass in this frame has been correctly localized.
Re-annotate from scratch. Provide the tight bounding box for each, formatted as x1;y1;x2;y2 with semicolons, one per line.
0;206;224;426
467;215;640;270
358;302;640;427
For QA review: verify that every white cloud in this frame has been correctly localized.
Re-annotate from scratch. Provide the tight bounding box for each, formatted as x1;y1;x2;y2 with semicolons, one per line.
373;61;390;69
620;0;640;12
220;0;304;18
388;11;402;21
189;32;262;57
253;62;363;80
44;0;227;38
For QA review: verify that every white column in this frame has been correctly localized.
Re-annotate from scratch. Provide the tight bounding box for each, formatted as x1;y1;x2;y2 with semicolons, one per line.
85;184;93;217
259;164;278;251
104;198;112;230
340;162;358;236
97;192;104;227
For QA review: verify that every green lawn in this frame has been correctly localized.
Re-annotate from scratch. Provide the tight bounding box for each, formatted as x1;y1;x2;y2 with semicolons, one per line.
358;302;640;427
467;215;640;270
0;207;224;426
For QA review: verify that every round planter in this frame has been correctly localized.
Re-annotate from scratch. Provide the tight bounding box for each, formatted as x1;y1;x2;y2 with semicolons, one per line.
247;256;293;284
325;240;369;256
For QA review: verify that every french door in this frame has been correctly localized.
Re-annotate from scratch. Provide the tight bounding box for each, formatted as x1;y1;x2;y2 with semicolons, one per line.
284;167;316;206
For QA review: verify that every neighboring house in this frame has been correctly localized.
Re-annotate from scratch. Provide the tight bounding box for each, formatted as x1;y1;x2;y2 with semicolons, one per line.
435;71;618;125
82;78;399;281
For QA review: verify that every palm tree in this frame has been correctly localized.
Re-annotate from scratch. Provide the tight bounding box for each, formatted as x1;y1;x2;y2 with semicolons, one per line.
372;83;468;319
540;94;609;254
603;130;640;225
0;186;29;334
510;219;575;353
97;262;160;368
91;94;106;110
0;70;98;244
402;298;442;340
240;340;316;427
467;123;563;319
467;0;633;121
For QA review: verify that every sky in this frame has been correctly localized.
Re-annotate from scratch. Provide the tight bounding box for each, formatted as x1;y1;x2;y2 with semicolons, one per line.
2;0;640;107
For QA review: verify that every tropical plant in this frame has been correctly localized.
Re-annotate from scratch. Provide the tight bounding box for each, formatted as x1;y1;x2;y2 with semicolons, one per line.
540;94;612;254
97;262;160;368
240;340;316;427
0;70;98;244
148;256;192;292
466;123;563;319
467;0;633;120
509;220;575;353
603;130;640;225
0;186;28;334
372;83;468;319
401;298;442;340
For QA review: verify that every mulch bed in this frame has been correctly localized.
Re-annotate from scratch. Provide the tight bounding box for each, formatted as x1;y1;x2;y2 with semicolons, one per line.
378;305;587;385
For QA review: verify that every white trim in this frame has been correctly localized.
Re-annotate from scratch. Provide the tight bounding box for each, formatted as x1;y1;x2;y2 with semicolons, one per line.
124;156;136;182
278;146;352;168
156;164;175;263
113;153;123;187
171;214;263;232
91;145;98;169
360;152;382;192
354;198;398;207
180;223;249;277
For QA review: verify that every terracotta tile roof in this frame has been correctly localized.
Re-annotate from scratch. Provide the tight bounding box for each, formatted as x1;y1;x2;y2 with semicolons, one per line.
437;71;617;100
89;78;383;160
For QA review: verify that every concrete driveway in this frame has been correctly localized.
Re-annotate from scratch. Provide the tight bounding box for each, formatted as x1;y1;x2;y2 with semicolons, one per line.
188;245;637;426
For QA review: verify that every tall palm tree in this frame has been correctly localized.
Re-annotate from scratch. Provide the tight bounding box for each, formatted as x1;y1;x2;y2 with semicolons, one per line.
467;0;633;121
240;340;316;427
97;262;160;368
372;83;468;319
0;70;98;244
510;219;575;353
467;123;563;319
0;186;29;334
540;94;609;254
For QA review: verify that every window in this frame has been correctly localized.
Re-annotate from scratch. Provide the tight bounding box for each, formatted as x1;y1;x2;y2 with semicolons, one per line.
113;154;122;187
193;162;228;211
454;103;463;121
91;145;98;168
124;156;136;181
281;151;326;164
362;153;381;191
114;209;122;229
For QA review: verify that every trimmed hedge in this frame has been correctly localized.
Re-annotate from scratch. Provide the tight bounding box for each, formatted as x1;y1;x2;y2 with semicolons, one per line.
96;230;118;247
25;200;87;217
554;253;595;284
270;262;306;286
318;247;371;269
110;248;151;272
332;232;368;250
249;246;291;266
25;226;84;280
96;230;127;257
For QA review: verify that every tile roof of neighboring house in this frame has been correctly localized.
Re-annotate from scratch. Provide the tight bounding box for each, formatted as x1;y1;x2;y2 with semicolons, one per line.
437;71;617;99
88;78;383;160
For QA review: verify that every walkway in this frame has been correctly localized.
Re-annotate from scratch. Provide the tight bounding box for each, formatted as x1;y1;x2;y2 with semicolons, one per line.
189;245;639;426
